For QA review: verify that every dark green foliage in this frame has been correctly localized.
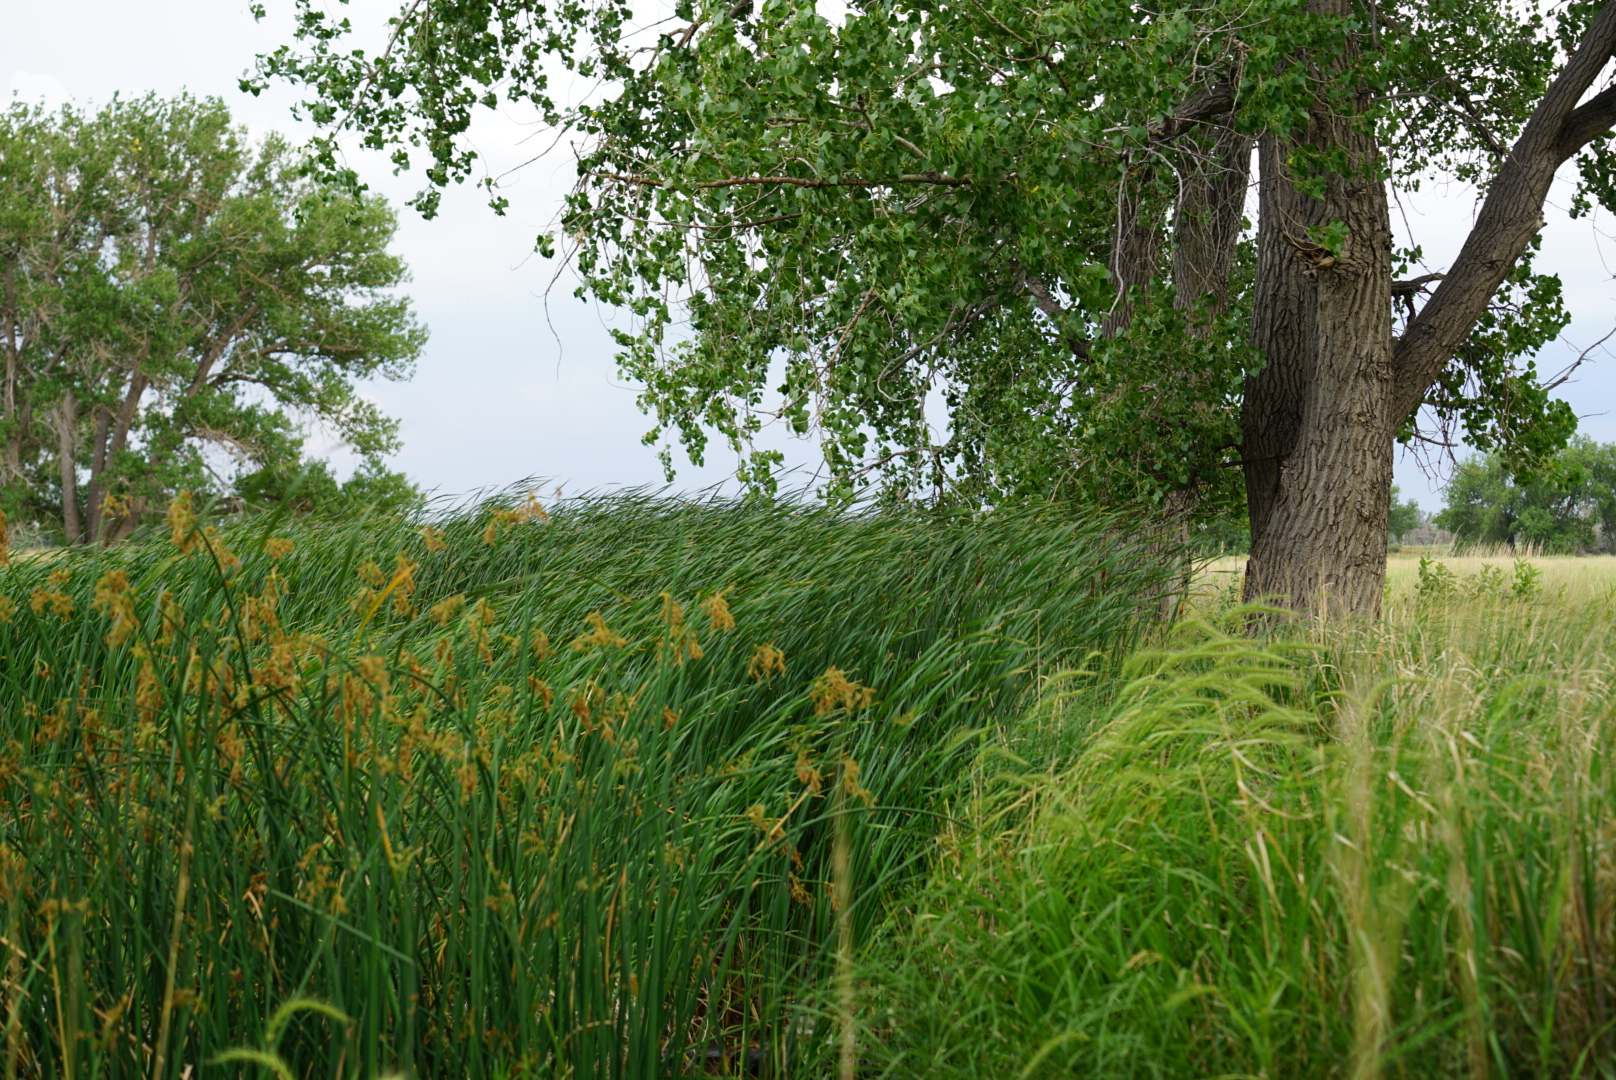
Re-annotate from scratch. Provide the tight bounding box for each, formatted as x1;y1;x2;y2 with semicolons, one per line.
1436;436;1616;552
0;492;1169;1078
251;0;1596;511
234;458;426;518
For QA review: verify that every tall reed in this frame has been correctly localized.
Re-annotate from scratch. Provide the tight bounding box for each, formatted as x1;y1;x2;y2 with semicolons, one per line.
0;492;1166;1078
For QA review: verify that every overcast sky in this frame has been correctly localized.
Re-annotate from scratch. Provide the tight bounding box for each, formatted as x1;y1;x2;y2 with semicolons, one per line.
6;0;1614;510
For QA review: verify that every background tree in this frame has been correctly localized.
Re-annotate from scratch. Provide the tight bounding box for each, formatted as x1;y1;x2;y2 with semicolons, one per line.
1436;437;1616;552
1388;486;1425;545
235;457;426;518
254;0;1616;617
0;94;424;544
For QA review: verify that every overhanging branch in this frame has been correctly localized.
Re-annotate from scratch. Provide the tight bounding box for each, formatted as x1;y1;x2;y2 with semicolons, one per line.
588;170;970;190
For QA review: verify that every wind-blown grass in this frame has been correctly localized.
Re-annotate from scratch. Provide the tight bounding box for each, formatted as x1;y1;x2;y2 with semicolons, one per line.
871;593;1616;1079
0;492;1168;1079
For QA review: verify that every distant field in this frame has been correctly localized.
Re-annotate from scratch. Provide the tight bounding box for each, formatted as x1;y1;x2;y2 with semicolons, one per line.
1198;549;1616;605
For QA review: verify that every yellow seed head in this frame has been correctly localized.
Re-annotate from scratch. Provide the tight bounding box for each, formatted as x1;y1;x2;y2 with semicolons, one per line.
572;611;628;651
795;750;823;794
92;569;139;648
482;513;505;545
30;586;73;619
840;756;874;806
428;594;466;627
701;589;735;632
200;525;242;577
747;642;786;681
514;491;550;524
809;667;873;715
167;492;197;552
658;592;703;665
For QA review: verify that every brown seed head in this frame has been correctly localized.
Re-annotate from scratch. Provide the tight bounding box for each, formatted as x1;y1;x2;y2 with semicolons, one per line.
167;492;197;553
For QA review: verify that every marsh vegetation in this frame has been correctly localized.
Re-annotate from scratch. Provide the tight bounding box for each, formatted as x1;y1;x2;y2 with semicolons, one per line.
1;498;1613;1077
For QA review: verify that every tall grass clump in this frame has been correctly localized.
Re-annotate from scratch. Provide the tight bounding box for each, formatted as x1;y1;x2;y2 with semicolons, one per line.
0;491;1168;1079
875;593;1616;1079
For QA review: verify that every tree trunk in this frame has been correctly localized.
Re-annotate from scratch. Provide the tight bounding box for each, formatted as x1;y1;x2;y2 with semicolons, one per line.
1242;165;1394;618
1242;0;1395;619
1173;125;1253;321
83;405;113;545
1242;133;1319;553
84;370;147;545
57;390;81;545
1101;171;1165;339
1238;0;1616;620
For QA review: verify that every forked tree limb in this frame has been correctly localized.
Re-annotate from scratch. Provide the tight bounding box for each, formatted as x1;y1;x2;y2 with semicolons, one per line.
1149;83;1237;142
1391;0;1616;418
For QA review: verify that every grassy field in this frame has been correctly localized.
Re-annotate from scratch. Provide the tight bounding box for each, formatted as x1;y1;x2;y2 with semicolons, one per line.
3;507;1615;1078
1200;548;1616;606
876;551;1616;1078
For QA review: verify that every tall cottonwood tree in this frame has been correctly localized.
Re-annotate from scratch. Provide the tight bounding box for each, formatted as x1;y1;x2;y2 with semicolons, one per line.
0;94;424;543
256;0;1615;617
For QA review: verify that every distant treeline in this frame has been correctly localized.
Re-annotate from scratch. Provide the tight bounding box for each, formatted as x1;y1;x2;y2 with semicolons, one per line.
1195;437;1616;557
1435;437;1616;553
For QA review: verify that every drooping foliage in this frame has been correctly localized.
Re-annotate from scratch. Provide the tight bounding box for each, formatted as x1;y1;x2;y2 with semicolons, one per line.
251;0;1594;515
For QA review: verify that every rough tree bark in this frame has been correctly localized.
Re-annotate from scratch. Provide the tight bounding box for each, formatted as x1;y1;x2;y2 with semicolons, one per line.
1242;133;1316;549
81;369;146;545
1240;0;1616;619
57;389;81;545
1174;125;1254;321
1101;174;1167;340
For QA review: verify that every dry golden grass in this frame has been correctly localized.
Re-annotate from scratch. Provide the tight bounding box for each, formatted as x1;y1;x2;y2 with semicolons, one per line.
1194;549;1616;610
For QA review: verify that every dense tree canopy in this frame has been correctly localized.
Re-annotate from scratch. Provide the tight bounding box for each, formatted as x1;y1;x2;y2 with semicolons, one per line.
253;0;1616;615
0;93;424;543
1437;437;1616;552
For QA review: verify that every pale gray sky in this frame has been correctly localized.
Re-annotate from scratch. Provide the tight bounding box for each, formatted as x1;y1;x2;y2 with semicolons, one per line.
6;0;1614;510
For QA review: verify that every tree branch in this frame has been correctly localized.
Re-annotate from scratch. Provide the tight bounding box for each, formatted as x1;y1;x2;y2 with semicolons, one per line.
1557;82;1616;159
1390;273;1445;296
1017;271;1092;359
1149;83;1237;142
589;170;969;190
1391;0;1616;419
